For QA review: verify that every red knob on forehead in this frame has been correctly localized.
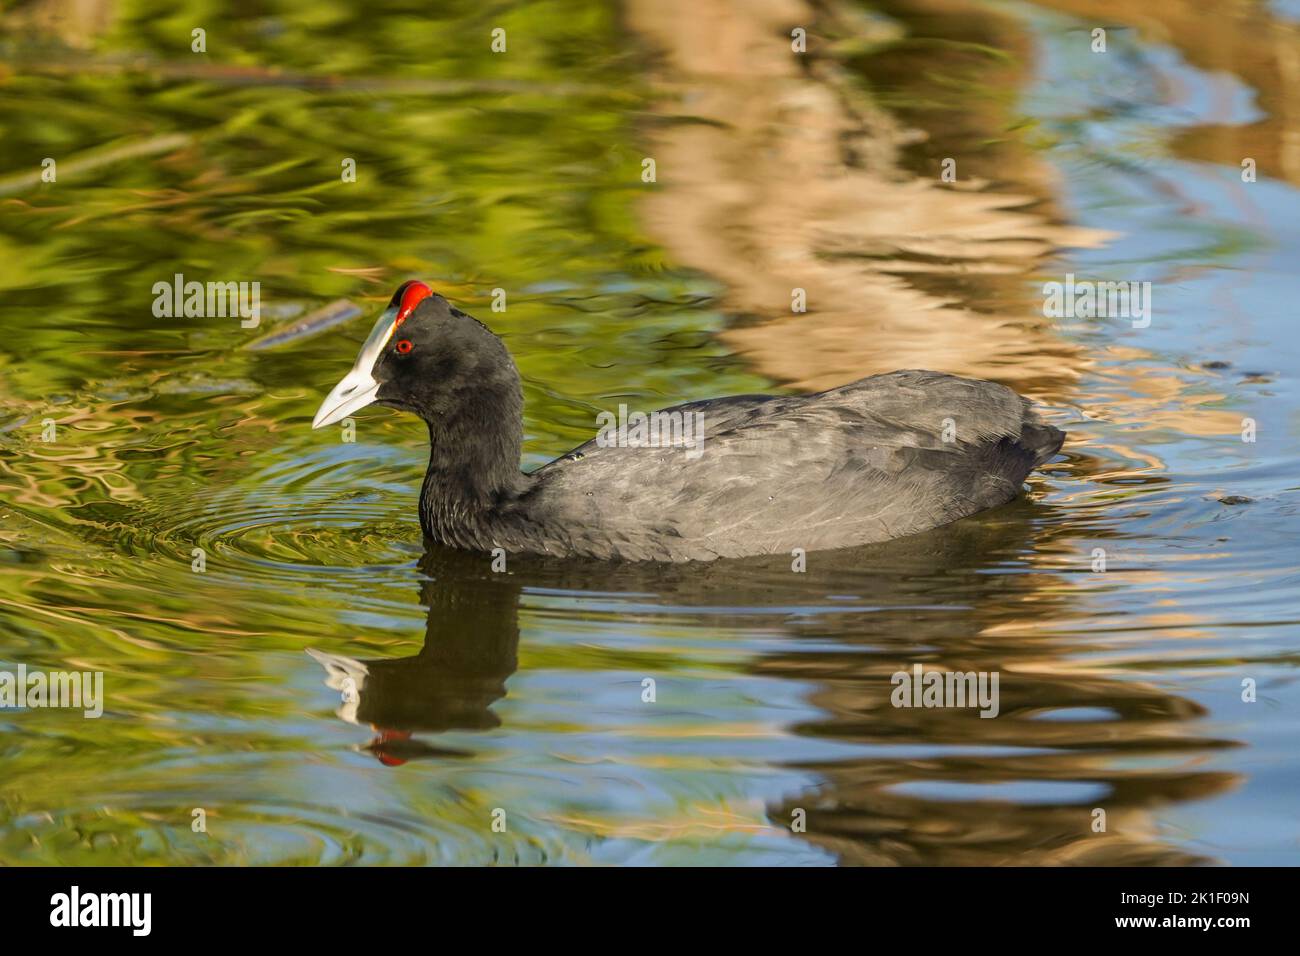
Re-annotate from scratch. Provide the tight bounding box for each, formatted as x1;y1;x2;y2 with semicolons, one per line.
389;280;434;326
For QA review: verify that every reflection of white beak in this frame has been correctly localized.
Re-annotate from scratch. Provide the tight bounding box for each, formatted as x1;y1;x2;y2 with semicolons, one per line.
306;648;369;725
311;306;398;429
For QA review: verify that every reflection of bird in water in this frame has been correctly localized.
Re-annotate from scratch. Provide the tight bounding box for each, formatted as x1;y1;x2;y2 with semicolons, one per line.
743;500;1242;866
307;500;1238;863
307;548;520;765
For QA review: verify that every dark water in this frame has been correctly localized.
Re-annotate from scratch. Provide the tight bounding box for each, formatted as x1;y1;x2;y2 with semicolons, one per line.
1;0;1297;864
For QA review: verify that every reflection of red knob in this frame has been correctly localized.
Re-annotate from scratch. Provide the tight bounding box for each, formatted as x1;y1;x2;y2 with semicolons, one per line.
370;728;412;767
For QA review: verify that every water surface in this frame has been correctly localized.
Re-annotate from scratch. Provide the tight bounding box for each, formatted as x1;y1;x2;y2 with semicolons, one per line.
1;0;1297;865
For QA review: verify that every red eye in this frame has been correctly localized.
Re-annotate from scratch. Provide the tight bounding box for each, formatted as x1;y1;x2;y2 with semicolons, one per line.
395;339;413;355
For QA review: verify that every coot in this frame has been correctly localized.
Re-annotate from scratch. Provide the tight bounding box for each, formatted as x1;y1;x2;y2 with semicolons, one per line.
313;281;1065;561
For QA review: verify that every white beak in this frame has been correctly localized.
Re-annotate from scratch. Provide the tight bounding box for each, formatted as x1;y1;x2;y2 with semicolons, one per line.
312;306;399;429
312;367;380;429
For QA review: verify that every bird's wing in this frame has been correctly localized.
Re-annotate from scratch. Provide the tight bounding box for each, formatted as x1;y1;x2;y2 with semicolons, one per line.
521;371;1061;561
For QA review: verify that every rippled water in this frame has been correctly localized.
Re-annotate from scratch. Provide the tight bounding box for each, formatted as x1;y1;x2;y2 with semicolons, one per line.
1;0;1298;865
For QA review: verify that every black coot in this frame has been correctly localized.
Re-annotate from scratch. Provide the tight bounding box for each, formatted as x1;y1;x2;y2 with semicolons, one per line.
313;281;1065;562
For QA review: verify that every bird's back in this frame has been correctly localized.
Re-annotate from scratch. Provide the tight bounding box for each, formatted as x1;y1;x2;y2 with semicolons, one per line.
511;370;1064;561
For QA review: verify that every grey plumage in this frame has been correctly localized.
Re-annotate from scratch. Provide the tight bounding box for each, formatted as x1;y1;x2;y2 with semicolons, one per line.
502;370;1064;561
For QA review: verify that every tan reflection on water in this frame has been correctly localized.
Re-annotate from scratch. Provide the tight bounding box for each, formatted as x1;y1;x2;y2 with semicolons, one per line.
4;0;117;50
625;0;1108;394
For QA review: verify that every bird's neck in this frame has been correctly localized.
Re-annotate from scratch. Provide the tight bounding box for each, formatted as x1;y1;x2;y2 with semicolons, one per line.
418;377;529;548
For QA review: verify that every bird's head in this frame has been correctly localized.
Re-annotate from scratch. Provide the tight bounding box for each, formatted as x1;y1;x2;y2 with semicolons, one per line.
312;280;513;428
